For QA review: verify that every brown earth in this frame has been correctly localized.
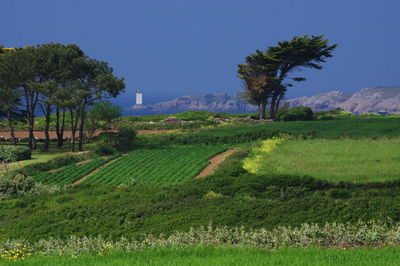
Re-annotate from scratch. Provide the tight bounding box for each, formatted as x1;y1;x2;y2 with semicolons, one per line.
195;149;239;178
0;129;177;140
47;159;92;173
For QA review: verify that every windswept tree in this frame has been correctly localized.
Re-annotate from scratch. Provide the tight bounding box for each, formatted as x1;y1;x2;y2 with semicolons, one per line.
238;50;279;119
238;35;337;119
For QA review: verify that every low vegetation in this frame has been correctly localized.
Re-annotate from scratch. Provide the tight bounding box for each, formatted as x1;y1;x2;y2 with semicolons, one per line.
4;246;400;266
1;111;400;263
244;138;400;183
33;154;120;186
0;145;31;163
83;145;227;186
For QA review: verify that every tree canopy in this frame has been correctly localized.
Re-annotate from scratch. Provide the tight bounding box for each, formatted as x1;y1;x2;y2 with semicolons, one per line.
238;35;337;119
0;43;125;151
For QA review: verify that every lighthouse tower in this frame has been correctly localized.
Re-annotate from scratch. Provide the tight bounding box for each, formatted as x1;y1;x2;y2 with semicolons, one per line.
136;89;143;105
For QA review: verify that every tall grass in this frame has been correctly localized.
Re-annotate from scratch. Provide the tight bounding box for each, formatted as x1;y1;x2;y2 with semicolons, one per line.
244;138;400;183
5;246;400;266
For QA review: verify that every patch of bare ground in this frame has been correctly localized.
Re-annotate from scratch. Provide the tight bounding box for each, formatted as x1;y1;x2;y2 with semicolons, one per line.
72;153;130;185
47;159;92;173
0;129;176;140
195;149;239;178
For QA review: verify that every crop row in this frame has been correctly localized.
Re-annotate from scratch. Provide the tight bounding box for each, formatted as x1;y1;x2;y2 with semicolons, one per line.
83;145;227;186
33;154;120;186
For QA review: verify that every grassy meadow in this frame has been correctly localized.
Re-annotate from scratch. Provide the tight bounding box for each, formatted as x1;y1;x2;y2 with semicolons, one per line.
244;138;400;183
4;246;400;266
264;116;400;138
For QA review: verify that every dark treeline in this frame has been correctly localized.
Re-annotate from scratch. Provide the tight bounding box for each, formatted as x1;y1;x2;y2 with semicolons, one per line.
0;44;125;151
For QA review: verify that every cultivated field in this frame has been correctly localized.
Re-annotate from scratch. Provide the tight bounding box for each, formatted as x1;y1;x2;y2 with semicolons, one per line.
244;138;400;183
2;114;400;263
83;145;228;186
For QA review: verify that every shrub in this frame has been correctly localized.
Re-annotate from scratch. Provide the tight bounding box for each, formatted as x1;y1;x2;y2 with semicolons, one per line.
0;173;35;199
94;144;116;156
0;145;31;163
276;107;314;121
329;189;352;199
203;190;226;199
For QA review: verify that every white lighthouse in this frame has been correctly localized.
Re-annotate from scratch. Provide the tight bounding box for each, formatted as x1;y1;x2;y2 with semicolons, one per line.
136;89;143;105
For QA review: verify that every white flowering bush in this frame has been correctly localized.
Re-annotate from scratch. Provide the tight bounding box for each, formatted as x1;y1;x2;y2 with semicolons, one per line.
2;220;400;259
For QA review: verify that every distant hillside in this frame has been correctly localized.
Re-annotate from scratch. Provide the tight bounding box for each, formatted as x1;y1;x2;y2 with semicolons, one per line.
287;87;400;113
130;93;258;112
130;87;400;113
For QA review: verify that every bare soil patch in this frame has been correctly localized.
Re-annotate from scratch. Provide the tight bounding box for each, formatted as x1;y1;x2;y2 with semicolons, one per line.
0;129;177;140
195;149;239;178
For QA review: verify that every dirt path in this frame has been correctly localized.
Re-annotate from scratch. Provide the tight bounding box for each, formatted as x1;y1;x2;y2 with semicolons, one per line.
195;149;239;178
0;129;177;140
72;153;129;185
47;159;92;173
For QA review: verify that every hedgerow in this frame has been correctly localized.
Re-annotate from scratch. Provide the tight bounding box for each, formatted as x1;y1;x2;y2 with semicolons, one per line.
2;220;400;258
0;145;31;162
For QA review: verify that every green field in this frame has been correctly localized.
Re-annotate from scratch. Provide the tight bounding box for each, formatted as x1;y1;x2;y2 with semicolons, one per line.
32;154;119;186
83;145;227;186
0;150;69;173
244;138;400;183
264;116;400;138
4;246;400;266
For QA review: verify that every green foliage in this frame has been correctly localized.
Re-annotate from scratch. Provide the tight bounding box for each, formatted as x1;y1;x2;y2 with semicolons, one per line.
0;173;35;199
94;144;116;156
86;101;122;142
140;126;282;145
96;127;136;152
83;145;227;186
238;35;337;119
276;107;314;121
0;145;31;162
314;108;353;120
5;145;400;242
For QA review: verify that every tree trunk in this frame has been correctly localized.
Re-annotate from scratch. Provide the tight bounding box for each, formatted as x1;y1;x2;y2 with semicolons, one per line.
78;101;87;151
6;110;17;145
43;104;51;151
70;110;76;152
260;102;267;120
275;94;284;117
56;108;66;148
269;93;278;120
24;90;39;150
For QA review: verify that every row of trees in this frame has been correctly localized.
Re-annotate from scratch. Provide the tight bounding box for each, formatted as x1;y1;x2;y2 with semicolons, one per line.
0;44;125;151
238;35;337;119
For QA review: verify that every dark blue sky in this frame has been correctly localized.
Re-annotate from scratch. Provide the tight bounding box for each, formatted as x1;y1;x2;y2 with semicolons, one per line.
3;0;400;107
